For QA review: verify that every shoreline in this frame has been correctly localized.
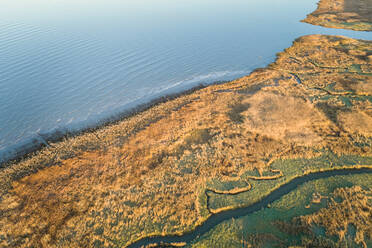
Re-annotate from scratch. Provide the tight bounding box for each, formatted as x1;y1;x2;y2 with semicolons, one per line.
1;32;371;169
0;81;230;168
3;0;372;168
0;31;371;248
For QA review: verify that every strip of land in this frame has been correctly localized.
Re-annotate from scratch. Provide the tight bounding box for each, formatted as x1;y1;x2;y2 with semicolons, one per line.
0;34;371;248
303;0;372;31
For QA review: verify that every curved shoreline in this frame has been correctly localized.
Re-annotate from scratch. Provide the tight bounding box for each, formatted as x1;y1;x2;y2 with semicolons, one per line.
127;167;372;248
3;2;372;168
0;83;214;167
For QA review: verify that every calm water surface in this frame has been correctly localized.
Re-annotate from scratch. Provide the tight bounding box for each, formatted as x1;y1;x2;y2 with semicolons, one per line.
0;0;371;161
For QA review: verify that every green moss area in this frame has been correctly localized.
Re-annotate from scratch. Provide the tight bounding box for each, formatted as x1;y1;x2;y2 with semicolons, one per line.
339;22;372;32
206;152;372;213
310;94;372;109
317;21;372;32
190;173;372;248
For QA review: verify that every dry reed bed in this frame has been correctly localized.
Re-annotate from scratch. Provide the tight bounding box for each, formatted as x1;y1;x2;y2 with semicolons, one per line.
300;186;372;247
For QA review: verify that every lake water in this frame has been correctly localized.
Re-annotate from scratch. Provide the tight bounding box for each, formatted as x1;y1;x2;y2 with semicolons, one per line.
0;0;371;162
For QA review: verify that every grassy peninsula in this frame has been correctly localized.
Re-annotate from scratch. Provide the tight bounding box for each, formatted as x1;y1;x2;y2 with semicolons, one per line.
0;34;371;247
303;0;372;31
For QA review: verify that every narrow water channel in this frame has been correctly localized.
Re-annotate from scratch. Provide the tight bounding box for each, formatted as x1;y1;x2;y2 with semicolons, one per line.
127;168;372;248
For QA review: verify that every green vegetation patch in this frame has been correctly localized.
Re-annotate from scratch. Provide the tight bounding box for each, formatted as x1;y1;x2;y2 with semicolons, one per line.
190;173;372;248
207;152;372;212
340;22;372;31
347;64;362;73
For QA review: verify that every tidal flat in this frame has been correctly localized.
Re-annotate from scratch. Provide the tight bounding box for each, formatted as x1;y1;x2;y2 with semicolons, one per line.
0;34;371;247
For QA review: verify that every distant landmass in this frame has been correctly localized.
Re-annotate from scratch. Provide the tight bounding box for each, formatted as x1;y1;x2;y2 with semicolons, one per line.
303;0;372;31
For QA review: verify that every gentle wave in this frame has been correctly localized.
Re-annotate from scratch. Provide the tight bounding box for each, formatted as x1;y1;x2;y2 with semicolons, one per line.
161;70;250;91
0;68;252;163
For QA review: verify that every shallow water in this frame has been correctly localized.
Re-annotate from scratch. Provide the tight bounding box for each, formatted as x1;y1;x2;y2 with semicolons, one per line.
0;0;371;161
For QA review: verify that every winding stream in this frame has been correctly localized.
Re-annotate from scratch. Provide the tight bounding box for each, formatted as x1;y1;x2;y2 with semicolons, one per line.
127;167;372;248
